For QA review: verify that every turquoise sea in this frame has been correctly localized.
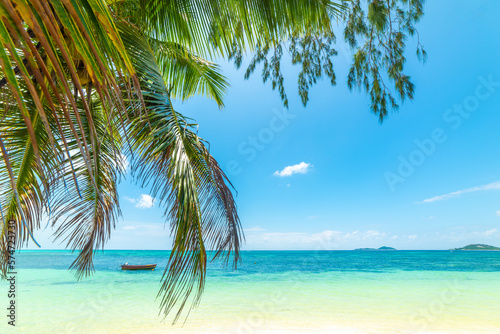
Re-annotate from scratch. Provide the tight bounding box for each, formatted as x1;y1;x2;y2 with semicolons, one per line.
1;250;500;333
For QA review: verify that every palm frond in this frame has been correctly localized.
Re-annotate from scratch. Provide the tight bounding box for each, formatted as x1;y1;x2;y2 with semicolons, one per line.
150;39;228;108
50;90;123;279
121;24;242;322
135;0;346;57
0;0;139;267
0;0;425;325
0;90;57;275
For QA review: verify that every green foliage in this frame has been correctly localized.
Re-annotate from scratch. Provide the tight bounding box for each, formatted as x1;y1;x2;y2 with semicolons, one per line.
345;0;426;121
0;0;425;324
149;39;229;108
452;244;500;251
241;31;338;107
120;24;242;321
239;0;426;122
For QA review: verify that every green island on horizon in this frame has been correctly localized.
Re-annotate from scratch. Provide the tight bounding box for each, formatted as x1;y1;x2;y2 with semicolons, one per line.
354;246;397;251
450;244;500;251
352;244;500;251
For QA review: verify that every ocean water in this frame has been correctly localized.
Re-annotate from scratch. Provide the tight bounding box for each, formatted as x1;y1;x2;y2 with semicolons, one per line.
1;250;500;333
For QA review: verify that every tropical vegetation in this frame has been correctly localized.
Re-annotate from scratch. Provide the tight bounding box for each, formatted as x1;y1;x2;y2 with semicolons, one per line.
452;244;500;251
0;0;424;322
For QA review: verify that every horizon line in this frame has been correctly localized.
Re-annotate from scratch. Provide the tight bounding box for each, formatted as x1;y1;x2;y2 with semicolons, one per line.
20;248;494;252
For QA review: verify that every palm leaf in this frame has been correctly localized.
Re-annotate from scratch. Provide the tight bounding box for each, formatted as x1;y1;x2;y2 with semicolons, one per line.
150;39;229;108
0;0;139;254
0;0;424;325
136;0;345;57
121;24;242;322
50;89;123;279
0;88;57;275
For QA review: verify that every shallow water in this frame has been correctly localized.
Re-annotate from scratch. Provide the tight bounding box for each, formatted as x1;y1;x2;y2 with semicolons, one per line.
1;250;500;333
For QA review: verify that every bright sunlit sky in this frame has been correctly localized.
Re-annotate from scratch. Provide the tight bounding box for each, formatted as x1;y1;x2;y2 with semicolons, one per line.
34;0;500;250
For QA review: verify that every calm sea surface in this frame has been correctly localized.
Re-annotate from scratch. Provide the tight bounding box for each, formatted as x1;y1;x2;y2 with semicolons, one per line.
1;250;500;333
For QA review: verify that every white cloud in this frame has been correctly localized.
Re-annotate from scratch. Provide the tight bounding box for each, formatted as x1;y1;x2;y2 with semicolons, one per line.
366;230;385;238
274;162;311;177
245;229;390;250
408;235;418;240
307;215;319;220
496;210;500;216
344;230;359;239
123;194;155;208
418;181;500;203
136;194;155;208
428;227;500;244
303;230;344;243
483;229;498;236
123;226;136;230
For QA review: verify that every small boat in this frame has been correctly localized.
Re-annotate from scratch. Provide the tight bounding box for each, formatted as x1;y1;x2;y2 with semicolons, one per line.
120;262;157;271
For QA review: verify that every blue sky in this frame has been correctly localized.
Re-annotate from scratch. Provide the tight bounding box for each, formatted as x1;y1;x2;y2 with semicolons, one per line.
34;0;500;250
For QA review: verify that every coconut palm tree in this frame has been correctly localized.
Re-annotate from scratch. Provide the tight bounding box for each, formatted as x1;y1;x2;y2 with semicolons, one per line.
0;0;424;322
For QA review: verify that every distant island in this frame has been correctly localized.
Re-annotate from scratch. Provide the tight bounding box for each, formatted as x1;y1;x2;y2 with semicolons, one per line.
451;244;500;251
354;246;397;251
